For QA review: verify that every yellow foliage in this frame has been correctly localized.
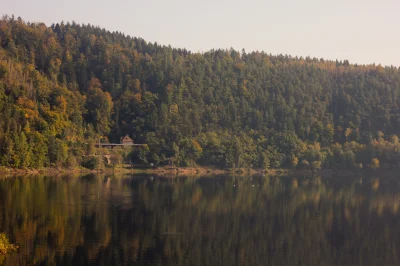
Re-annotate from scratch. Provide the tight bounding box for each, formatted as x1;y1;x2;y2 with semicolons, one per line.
50;58;62;70
133;50;140;62
133;79;141;92
234;62;245;71
370;158;380;169
308;142;320;152
372;179;379;191
291;156;299;167
291;179;298;189
166;83;174;93
133;93;142;103
191;188;202;205
15;97;39;119
56;96;67;113
0;233;17;254
241;80;250;97
169;104;179;114
17;97;35;109
344;128;352;137
376;65;385;74
191;140;203;152
46;35;59;52
65;50;72;62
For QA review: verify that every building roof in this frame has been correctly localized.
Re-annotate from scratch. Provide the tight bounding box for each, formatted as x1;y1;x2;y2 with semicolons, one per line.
120;135;133;142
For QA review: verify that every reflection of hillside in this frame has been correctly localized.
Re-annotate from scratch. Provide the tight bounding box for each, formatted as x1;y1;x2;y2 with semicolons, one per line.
0;174;399;265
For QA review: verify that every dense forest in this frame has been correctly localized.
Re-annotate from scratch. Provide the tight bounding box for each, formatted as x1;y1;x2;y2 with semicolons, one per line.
1;15;400;170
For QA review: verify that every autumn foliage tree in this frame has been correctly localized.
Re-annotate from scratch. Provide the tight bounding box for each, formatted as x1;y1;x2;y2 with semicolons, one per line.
1;16;400;169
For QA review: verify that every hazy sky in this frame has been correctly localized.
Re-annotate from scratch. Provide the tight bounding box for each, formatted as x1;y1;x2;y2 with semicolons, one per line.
2;0;400;66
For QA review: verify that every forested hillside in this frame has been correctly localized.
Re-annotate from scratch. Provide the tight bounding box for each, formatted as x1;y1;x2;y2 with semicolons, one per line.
1;15;400;169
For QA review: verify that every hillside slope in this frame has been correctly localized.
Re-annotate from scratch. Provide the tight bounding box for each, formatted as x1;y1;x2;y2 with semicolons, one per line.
1;16;400;169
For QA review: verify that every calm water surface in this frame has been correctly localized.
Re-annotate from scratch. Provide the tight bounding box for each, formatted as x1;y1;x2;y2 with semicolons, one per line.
0;173;400;266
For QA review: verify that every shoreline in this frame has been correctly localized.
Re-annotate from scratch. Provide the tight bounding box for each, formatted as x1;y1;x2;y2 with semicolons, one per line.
0;165;279;177
0;165;388;178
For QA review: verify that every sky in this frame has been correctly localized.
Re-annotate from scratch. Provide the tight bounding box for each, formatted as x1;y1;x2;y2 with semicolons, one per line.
2;0;400;66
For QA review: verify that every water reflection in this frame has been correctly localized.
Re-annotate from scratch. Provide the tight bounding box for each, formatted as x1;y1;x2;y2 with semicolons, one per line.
0;174;400;265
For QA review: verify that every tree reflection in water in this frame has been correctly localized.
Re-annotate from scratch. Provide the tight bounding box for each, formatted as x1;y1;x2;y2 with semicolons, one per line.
0;173;399;266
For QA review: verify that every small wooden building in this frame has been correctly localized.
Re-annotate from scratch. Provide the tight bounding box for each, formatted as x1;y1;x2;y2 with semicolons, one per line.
120;135;134;145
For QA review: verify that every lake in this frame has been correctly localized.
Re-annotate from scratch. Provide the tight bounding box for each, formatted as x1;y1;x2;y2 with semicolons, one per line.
0;173;400;265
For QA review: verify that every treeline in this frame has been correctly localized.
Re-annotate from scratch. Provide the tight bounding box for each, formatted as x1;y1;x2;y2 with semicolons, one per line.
1;15;400;169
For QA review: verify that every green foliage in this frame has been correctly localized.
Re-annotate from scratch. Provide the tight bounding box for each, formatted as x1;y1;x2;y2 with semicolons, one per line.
130;145;150;164
1;17;400;169
48;136;68;166
81;156;101;170
65;154;78;169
